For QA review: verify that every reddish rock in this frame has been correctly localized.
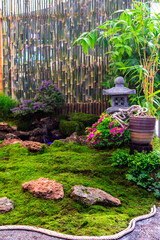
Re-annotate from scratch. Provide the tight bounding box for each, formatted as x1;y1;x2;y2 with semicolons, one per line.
0;139;23;147
0;139;43;152
21;141;43;152
70;185;121;206
0;197;14;213
22;177;64;200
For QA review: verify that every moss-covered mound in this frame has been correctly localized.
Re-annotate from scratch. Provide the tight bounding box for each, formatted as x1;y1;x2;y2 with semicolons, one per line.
69;112;99;127
59;120;85;136
0;141;159;236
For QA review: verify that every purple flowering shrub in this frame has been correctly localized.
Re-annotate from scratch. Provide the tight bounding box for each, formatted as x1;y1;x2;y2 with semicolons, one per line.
11;81;64;116
86;113;130;148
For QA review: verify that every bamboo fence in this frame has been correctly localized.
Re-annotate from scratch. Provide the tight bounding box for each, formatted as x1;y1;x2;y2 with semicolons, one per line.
1;0;140;106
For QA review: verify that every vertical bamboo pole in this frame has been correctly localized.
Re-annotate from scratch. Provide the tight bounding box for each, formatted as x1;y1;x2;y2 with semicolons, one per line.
0;9;3;93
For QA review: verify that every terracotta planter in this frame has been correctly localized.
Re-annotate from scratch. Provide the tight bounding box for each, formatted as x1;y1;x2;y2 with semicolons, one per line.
129;116;156;144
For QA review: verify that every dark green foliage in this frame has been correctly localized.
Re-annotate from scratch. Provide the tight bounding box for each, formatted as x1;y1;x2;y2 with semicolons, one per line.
112;149;160;198
57;114;69;121
59;120;85;136
0;142;158;236
0;93;17;120
69;113;99;127
16;118;33;131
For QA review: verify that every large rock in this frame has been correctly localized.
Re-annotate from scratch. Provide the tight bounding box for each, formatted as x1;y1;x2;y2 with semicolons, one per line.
40;117;59;130
60;132;94;148
30;128;45;137
0;139;43;152
60;132;80;144
0;197;14;213
70;185;121;206
22;177;64;200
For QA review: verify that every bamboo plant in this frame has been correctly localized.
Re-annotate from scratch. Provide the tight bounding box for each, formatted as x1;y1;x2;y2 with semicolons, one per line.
74;1;160;117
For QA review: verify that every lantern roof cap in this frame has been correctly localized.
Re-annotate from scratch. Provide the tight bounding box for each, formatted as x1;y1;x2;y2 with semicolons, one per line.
103;76;136;96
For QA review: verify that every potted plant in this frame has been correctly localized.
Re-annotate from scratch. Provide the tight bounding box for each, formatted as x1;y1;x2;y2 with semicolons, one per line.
73;1;160;144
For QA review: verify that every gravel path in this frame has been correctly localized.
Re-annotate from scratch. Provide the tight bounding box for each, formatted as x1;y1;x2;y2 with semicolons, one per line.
0;207;159;240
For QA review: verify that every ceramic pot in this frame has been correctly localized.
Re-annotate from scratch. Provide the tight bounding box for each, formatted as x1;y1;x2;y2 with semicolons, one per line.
129;116;156;144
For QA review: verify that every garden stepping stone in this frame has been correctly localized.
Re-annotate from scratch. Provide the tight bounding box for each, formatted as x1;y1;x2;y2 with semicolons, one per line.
70;185;121;206
22;177;64;200
0;197;14;213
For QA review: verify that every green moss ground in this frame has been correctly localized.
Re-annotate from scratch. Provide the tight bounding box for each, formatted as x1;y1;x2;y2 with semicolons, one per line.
0;141;159;236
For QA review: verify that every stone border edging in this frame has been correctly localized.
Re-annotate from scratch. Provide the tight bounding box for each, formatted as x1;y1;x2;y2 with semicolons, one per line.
0;205;156;240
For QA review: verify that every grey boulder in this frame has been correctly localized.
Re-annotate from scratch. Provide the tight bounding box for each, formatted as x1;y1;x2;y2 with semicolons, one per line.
70;185;121;207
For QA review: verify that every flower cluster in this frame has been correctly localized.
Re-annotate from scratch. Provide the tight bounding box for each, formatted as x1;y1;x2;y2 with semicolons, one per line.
86;112;128;148
11;81;64;116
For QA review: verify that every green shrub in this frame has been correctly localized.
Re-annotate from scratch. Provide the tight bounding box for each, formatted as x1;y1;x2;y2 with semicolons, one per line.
59;120;85;136
112;150;160;198
69;113;99;127
0;93;17;120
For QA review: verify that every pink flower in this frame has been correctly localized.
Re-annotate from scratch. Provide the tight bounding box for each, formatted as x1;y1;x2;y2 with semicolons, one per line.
88;133;95;138
99;115;104;123
93;140;100;144
96;132;101;138
118;128;125;133
109;121;114;128
93;122;99;127
87;128;92;133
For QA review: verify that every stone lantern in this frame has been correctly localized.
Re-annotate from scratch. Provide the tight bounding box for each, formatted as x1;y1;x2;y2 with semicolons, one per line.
103;76;136;114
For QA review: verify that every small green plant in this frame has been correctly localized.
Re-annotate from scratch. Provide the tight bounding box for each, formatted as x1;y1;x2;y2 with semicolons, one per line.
112;149;160;198
86;112;130;148
0;93;18;120
11;80;64;116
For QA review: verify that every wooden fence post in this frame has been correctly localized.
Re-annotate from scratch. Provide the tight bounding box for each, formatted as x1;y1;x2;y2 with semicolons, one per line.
0;9;3;93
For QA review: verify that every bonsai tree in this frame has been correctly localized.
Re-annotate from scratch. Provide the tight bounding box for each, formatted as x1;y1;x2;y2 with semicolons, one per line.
73;1;160;117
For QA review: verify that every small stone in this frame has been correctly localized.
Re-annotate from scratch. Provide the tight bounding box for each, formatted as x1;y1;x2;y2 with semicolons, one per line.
21;141;43;152
0;123;17;132
0;123;9;131
0;197;14;213
70;185;121;207
22;177;64;200
4;133;20;140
